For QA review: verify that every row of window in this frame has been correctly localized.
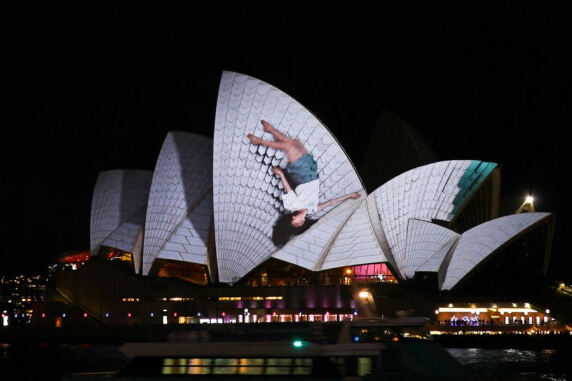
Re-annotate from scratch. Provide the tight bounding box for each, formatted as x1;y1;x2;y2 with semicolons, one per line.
161;357;372;376
218;296;283;301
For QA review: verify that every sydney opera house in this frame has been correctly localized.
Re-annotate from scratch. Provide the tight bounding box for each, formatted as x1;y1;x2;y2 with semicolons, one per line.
34;72;555;326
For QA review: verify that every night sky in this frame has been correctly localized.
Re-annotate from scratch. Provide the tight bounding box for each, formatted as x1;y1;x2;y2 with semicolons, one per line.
4;5;571;279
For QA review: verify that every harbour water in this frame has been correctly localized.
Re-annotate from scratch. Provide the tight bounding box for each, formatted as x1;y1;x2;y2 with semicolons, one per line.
446;348;569;380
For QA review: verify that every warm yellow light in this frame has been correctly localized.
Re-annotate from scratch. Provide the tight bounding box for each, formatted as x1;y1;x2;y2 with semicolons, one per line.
345;268;352;275
358;291;370;299
439;307;488;313
526;195;534;203
498;308;537;314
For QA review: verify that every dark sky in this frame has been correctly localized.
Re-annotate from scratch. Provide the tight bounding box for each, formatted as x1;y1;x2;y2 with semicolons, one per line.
4;4;571;279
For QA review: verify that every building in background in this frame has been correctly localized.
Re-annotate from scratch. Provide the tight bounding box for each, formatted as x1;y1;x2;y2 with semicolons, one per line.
31;72;555;327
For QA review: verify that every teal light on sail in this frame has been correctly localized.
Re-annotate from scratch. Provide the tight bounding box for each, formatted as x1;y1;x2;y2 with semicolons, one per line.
448;161;497;219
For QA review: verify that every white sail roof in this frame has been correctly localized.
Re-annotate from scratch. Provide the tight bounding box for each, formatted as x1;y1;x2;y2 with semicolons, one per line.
213;71;364;282
90;169;152;271
405;219;460;278
272;197;361;270
322;200;387;270
142;131;213;275
371;160;497;278
88;72;551;289
441;212;552;290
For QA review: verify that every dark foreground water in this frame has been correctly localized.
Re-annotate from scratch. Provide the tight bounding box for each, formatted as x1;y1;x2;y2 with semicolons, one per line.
1;343;570;380
446;348;570;380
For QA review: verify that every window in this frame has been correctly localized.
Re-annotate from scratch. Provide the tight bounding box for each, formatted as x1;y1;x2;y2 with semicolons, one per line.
357;357;372;376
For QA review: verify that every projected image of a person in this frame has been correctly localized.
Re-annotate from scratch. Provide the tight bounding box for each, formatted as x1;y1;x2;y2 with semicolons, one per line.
248;120;360;228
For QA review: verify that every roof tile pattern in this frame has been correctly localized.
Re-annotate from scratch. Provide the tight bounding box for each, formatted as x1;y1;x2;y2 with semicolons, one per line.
371;160;496;278
100;207;146;273
441;212;551;290
153;192;213;265
406;219;460;276
143;132;213;275
90;170;152;259
272;198;360;270
323;200;387;270
214;71;364;282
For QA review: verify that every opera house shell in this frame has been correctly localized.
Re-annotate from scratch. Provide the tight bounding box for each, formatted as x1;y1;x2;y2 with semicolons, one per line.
90;71;554;292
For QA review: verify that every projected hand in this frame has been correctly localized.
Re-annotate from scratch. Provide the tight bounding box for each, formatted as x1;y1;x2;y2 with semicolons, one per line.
272;167;291;193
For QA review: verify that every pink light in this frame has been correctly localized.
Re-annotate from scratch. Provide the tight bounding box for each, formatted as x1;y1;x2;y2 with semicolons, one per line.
127;313;132;318
83;313;88;318
352;263;392;278
41;313;46;318
221;312;226;317
173;312;178;317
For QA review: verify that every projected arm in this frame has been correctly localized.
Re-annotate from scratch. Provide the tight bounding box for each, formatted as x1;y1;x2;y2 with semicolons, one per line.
272;167;292;193
317;192;361;212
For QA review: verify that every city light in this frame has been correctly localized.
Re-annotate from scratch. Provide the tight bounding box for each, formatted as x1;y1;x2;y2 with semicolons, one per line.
526;195;534;203
358;290;369;299
292;340;303;348
439;307;488;313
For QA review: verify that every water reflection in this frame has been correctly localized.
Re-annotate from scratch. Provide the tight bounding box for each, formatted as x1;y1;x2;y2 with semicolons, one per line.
446;348;568;380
